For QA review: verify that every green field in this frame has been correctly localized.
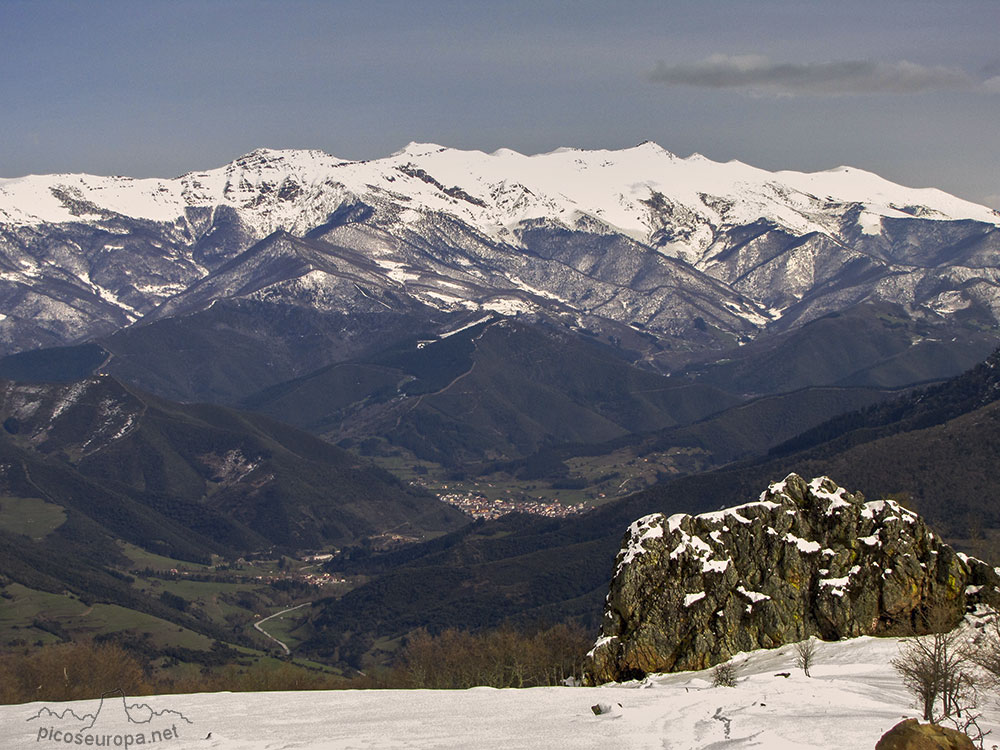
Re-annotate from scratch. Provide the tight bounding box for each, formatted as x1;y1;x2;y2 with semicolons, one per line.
117;541;214;572
0;583;88;643
0;582;214;649
0;496;67;539
0;529;362;687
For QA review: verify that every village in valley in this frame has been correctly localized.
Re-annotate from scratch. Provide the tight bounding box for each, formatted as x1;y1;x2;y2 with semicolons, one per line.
434;489;589;520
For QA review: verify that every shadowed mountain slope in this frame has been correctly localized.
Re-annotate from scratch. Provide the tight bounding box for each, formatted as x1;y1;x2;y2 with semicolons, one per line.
0;376;467;553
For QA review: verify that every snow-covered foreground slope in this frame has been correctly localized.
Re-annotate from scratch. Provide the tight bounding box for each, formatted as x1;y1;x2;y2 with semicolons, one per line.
3;635;996;749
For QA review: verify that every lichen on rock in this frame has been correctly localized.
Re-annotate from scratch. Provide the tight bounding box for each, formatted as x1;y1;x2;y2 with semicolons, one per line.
585;473;1000;684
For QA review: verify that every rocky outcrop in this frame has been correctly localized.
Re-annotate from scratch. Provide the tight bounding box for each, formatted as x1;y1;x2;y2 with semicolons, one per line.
586;473;1000;684
875;719;975;750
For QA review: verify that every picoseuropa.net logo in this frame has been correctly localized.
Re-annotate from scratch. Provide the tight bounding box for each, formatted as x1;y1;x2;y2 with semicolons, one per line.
28;689;194;747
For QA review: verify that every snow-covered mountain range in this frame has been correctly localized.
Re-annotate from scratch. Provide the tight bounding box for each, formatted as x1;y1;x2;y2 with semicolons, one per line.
1;142;997;360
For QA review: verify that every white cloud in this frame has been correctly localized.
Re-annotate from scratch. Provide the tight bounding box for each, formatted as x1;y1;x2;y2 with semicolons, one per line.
648;54;990;96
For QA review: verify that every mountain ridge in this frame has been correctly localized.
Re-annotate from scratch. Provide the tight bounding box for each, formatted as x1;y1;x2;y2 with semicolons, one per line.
1;142;997;363
4;142;995;232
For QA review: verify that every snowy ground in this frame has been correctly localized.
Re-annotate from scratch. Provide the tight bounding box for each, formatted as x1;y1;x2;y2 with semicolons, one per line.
3;635;998;750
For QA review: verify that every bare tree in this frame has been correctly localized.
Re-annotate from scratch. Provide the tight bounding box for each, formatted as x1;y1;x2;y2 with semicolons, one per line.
949;609;1000;750
794;638;818;677
891;610;976;722
968;612;1000;688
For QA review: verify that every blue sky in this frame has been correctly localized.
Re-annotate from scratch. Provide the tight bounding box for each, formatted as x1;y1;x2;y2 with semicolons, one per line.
2;0;998;207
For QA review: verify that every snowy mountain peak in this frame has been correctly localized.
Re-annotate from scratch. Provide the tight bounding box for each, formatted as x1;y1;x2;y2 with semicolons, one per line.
629;139;672;155
391;141;451;158
226;147;344;169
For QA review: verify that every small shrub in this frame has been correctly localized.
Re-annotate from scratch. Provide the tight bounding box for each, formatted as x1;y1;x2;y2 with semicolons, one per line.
712;661;739;687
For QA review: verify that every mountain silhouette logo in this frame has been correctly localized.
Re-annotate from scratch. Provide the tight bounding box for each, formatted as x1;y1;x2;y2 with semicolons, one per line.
28;688;195;746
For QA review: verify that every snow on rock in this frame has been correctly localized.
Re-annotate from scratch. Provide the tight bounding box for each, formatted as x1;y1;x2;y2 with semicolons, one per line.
587;473;1000;684
684;592;707;607
615;514;666;574
702;558;731;574
586;634;618;659
736;586;771;603
808;475;853;515
784;532;822;554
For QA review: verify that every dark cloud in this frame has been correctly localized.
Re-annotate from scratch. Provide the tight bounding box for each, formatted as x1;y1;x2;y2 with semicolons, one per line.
649;54;983;96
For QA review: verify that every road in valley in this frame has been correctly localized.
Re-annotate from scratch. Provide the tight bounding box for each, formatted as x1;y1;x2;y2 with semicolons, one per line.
253;602;312;655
